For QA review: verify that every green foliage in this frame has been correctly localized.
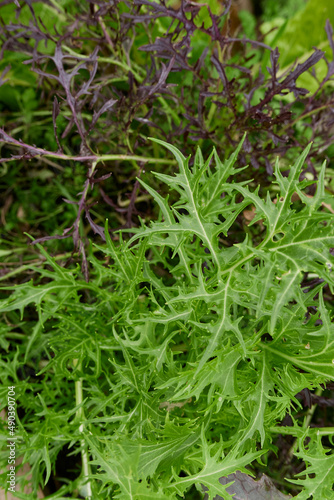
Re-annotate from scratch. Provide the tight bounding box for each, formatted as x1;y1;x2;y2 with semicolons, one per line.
262;0;334;92
287;432;334;499
260;0;307;22
267;0;334;67
1;140;334;498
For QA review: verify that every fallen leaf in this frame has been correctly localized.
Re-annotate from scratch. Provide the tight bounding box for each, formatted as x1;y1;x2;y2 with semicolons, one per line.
204;471;292;499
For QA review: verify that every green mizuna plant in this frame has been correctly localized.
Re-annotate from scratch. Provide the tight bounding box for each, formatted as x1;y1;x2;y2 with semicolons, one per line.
1;138;334;498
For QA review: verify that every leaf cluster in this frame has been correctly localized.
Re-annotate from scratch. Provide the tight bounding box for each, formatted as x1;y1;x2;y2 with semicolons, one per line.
1;139;334;498
1;0;334;268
